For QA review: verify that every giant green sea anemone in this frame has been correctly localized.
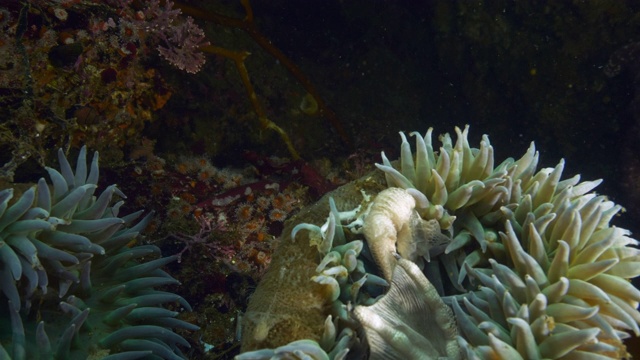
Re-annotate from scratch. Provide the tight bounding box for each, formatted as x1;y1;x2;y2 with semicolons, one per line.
0;147;198;359
238;125;640;359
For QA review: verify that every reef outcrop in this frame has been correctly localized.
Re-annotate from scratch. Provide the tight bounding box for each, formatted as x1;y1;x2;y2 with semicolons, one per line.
240;172;387;351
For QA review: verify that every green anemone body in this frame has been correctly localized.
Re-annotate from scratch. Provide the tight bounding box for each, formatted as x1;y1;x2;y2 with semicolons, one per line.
0;147;197;360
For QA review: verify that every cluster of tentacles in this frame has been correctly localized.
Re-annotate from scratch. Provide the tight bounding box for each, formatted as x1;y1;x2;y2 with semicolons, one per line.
235;125;640;359
376;126;640;358
0;147;198;359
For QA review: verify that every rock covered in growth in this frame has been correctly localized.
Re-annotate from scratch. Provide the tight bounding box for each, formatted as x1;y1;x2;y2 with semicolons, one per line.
240;173;387;351
0;147;198;359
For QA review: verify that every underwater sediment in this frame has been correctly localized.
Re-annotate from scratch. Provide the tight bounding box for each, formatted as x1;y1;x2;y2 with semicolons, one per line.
238;125;640;359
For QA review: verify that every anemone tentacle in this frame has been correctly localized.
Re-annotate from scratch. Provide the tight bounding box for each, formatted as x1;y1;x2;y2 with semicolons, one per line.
0;146;198;359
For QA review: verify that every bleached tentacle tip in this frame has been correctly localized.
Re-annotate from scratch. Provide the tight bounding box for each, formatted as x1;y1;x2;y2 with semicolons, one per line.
406;188;429;209
316;251;341;273
374;163;390;171
312;275;341;301
234;349;274;359
291;223;321;242
364;273;389;288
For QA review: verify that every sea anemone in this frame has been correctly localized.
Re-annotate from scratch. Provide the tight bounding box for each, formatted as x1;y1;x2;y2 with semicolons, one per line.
236;202;255;222
269;209;288;222
0;146;198;359
372;126;640;358
237;125;640;359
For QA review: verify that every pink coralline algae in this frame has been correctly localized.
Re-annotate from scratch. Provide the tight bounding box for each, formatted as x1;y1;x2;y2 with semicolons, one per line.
156;16;208;74
140;0;210;74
